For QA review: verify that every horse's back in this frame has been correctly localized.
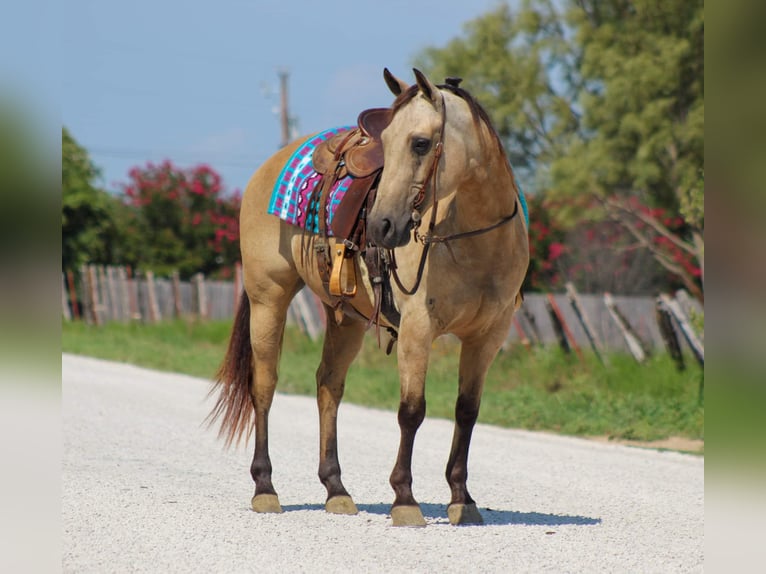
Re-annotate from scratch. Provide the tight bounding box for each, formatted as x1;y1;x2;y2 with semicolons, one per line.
241;135;313;233
239;137;313;299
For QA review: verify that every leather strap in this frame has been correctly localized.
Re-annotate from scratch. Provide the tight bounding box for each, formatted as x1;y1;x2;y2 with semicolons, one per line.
428;200;519;244
329;243;357;297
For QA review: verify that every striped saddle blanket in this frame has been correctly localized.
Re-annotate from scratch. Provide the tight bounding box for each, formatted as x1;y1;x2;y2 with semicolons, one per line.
267;127;355;235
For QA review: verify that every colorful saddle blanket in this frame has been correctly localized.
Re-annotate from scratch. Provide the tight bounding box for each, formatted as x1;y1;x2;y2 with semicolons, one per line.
268;127;355;235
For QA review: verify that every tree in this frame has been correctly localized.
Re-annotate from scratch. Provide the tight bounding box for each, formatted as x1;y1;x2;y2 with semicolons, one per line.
415;1;580;188
62;127;122;270
416;0;704;297
119;161;240;278
552;0;704;296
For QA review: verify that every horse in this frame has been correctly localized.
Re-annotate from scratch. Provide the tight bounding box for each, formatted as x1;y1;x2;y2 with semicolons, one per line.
208;68;529;527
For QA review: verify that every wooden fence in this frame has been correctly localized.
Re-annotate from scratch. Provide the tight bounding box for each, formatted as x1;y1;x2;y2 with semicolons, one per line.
62;264;243;325
63;265;703;364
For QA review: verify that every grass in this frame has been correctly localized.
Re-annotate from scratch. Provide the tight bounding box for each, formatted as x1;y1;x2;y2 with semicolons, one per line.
62;319;704;444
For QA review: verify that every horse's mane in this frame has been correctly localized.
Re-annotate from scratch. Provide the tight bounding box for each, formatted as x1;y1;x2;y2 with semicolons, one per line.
391;83;511;174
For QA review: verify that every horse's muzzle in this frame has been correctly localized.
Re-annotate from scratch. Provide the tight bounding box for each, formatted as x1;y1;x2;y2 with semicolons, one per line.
368;215;412;249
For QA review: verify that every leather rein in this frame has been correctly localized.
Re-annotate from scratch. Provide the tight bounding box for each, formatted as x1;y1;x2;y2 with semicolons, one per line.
389;92;521;296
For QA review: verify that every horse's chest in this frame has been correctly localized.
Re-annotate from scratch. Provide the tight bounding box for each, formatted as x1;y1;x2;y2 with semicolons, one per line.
425;279;510;335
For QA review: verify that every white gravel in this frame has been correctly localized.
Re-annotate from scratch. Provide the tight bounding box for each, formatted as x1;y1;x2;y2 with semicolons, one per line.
62;353;703;573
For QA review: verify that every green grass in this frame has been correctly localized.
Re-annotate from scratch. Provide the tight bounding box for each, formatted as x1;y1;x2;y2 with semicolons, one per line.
62;319;234;380
62;319;704;444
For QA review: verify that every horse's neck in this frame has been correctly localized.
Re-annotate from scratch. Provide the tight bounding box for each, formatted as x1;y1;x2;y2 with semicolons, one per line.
451;150;516;232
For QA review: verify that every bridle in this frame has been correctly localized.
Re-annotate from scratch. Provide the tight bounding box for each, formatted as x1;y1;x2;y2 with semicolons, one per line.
389;91;521;296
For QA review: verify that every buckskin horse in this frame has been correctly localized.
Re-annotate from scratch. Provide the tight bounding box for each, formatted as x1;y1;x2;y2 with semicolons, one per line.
208;68;529;527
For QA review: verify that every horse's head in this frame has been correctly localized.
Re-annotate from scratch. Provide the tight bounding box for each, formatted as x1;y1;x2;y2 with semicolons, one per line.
368;69;469;249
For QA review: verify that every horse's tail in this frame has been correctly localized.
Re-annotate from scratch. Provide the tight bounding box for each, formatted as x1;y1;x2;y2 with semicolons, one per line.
206;290;254;448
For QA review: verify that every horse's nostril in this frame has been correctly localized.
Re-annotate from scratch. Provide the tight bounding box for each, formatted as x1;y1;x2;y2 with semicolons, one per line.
381;218;392;237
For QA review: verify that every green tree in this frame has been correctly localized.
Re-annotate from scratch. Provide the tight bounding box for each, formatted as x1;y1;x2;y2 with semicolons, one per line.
416;1;580;187
61;127;122;270
416;0;704;297
554;0;704;295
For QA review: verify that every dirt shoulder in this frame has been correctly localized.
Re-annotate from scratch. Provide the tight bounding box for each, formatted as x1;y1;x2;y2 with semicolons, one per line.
587;435;704;454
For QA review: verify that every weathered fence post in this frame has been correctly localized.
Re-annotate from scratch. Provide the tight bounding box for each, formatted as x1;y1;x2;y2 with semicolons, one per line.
126;266;141;321
545;295;571;355
659;293;704;367
62;273;72;321
171;271;183;318
117;266;130;322
87;264;102;326
566;282;605;365
67;270;80;321
604;292;648;363
106;266;119;321
519;305;542;346
512;316;532;350
193;273;209;320
97;266;110;321
145;270;161;323
655;296;685;371
546;293;583;361
79;265;91;323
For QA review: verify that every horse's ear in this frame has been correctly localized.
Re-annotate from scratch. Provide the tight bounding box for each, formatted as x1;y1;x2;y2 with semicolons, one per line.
413;68;439;107
383;68;409;96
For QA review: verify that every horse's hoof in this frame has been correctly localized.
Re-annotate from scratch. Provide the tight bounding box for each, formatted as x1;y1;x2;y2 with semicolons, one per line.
251;493;283;513
447;503;484;525
325;495;358;515
390;505;427;527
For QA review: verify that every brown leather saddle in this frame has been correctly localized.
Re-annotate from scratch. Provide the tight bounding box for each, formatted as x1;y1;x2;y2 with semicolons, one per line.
314;107;389;177
312;107;389;241
306;107;399;339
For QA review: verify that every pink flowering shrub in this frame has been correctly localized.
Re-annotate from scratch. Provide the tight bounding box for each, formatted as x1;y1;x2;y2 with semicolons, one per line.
119;160;241;278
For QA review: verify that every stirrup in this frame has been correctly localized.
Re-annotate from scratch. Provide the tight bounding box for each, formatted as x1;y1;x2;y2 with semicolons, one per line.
329;244;357;297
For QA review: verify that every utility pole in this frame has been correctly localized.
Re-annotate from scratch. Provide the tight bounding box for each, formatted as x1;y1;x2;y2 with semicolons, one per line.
278;69;290;148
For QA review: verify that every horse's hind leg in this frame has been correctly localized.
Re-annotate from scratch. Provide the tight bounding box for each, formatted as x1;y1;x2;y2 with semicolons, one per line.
248;283;301;513
316;307;366;514
446;321;511;525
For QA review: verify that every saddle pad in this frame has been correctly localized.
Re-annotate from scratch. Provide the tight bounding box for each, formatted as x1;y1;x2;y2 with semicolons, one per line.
518;180;529;228
268;126;355;234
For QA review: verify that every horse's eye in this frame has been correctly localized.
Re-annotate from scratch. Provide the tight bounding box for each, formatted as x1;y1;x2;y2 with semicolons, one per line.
411;137;431;156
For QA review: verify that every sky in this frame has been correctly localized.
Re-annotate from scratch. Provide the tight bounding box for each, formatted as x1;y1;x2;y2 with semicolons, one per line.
59;0;509;195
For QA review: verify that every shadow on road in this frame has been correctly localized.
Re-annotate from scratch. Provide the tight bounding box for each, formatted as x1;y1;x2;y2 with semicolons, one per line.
281;502;601;526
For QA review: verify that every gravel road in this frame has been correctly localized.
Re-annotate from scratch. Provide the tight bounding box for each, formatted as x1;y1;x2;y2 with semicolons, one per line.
62;353;703;573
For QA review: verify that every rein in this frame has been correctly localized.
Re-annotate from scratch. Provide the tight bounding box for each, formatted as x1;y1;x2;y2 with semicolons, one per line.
389;94;521;296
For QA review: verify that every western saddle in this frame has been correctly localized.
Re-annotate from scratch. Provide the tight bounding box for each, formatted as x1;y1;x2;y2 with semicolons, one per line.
306;107;400;344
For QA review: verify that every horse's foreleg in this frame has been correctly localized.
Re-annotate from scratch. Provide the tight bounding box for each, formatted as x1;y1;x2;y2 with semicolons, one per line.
249;299;290;513
446;321;511;525
316;309;366;514
389;322;431;527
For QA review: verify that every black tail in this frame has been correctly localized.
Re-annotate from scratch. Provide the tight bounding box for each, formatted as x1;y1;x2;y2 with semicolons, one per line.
206;290;254;448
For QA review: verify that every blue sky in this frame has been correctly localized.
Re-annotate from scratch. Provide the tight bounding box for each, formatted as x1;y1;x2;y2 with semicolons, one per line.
59;0;508;194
